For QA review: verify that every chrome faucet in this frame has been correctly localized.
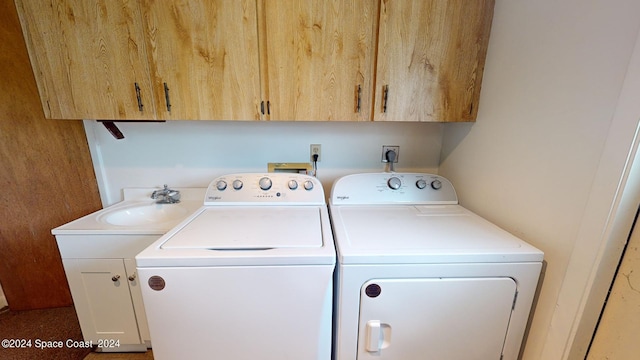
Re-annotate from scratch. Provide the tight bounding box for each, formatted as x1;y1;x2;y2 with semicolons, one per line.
151;184;181;204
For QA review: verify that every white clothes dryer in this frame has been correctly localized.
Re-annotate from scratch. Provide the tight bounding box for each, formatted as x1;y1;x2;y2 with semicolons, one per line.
136;173;335;360
329;173;543;360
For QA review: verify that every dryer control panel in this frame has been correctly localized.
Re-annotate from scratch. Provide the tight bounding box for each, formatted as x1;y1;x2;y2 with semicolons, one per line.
204;173;325;205
330;173;458;205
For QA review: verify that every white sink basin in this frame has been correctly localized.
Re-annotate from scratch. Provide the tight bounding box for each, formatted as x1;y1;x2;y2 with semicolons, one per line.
98;202;189;226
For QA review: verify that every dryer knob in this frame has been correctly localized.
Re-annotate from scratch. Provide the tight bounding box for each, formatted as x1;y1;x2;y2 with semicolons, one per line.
416;179;427;189
216;180;227;191
288;180;298;190
387;177;401;190
303;180;314;191
431;179;443;190
232;180;243;190
259;177;272;191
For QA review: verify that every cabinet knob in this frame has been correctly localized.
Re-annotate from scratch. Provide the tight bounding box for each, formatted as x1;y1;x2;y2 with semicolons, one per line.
128;274;136;282
111;275;121;282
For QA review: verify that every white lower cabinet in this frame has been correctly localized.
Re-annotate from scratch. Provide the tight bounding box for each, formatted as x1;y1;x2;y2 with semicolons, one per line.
63;258;149;351
62;259;150;351
55;233;160;352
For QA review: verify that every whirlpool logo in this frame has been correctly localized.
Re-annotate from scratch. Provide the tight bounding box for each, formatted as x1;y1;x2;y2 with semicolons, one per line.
336;195;350;201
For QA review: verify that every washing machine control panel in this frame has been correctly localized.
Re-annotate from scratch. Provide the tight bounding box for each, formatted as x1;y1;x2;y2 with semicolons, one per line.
204;173;324;205
330;173;458;205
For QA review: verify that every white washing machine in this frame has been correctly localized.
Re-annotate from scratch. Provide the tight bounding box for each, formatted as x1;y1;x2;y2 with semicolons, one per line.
329;173;544;360
136;173;335;360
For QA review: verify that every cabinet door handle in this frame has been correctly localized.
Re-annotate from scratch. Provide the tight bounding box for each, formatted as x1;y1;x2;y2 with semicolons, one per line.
355;85;362;113
111;275;121;282
128;274;136;282
164;83;171;112
382;85;389;113
260;101;271;116
134;83;143;112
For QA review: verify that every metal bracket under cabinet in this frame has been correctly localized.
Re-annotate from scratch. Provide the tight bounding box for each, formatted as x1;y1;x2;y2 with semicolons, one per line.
98;120;166;140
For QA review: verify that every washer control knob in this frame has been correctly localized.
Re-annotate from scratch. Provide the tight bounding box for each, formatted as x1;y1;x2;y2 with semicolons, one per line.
303;180;314;191
232;180;243;190
416;179;427;189
288;180;298;190
431;179;442;190
387;177;402;190
216;180;227;191
259;177;272;191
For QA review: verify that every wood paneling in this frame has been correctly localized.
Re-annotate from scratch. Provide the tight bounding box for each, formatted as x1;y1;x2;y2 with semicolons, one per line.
0;0;102;310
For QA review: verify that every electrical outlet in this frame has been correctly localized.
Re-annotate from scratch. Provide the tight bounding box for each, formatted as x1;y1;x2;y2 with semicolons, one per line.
310;144;321;162
381;145;399;163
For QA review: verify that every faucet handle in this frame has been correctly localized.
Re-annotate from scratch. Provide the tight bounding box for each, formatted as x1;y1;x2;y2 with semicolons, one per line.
168;190;181;203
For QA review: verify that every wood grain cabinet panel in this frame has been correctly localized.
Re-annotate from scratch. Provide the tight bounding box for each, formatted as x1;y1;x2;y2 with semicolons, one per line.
259;0;378;121
15;0;155;120
16;0;261;120
140;0;261;120
15;0;494;122
373;0;495;122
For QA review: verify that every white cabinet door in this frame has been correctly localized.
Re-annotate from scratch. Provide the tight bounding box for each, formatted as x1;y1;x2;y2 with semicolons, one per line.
123;259;150;344
357;277;516;360
63;259;141;344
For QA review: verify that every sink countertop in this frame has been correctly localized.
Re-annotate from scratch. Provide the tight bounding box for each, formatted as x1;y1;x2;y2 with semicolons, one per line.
52;188;206;235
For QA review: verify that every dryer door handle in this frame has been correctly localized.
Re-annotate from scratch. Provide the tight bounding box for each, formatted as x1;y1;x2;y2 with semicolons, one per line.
365;320;392;353
365;320;382;352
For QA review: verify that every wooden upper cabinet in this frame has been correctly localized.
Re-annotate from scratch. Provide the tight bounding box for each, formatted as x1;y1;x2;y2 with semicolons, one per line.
15;0;155;120
373;0;495;122
259;0;378;121
140;0;261;120
16;0;494;122
16;0;261;120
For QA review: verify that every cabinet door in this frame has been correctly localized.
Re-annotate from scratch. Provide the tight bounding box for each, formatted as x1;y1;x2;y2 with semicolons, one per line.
140;0;262;120
15;0;155;120
62;259;142;344
260;0;378;121
123;259;150;344
373;0;494;122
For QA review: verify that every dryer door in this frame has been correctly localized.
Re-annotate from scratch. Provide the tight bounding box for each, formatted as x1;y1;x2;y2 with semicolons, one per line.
357;277;517;360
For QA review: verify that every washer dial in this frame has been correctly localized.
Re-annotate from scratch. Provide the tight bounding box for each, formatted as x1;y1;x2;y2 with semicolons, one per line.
259;177;272;191
416;179;427;189
303;180;314;191
288;180;298;190
232;180;243;190
387;177;401;190
216;180;227;191
431;179;442;190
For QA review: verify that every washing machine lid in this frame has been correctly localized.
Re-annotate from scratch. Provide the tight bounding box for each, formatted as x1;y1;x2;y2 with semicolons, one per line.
330;204;544;264
162;206;322;249
136;205;336;267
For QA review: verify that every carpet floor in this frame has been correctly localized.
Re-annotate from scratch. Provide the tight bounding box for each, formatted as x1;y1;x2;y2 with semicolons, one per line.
0;306;153;360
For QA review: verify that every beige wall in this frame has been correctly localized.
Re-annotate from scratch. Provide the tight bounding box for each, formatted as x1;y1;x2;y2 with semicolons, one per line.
439;0;640;359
